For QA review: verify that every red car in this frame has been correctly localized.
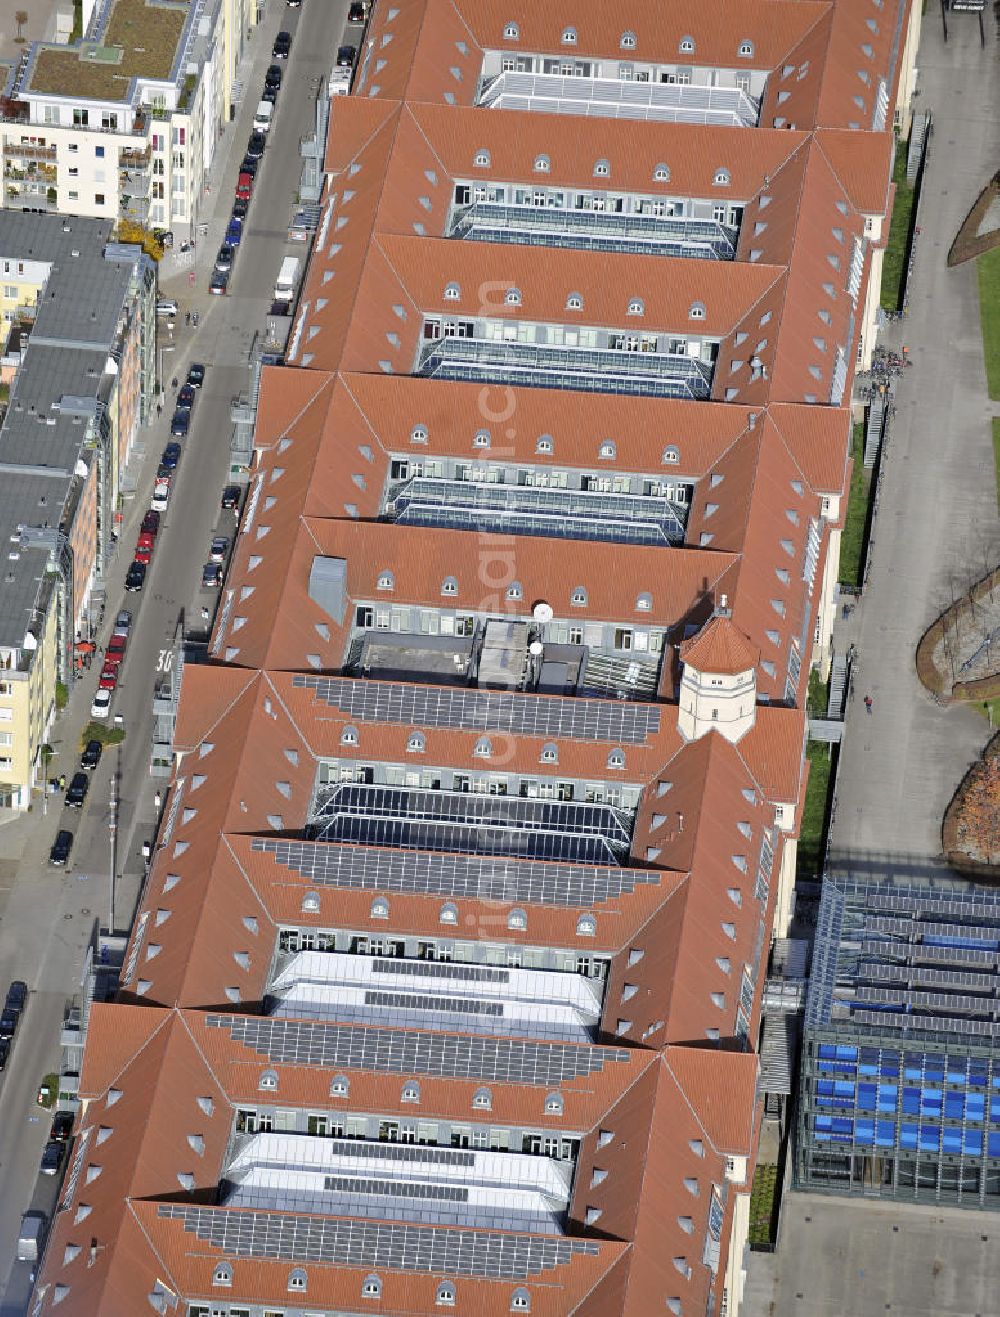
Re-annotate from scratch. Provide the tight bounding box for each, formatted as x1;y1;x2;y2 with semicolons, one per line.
135;531;155;564
98;665;119;691
141;510;160;537
235;170;253;201
105;635;127;667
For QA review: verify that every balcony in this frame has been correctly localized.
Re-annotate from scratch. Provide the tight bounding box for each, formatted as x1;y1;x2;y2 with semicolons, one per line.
119;191;150;223
119;143;151;170
4;141;57;163
450;202;738;260
417;335;713;399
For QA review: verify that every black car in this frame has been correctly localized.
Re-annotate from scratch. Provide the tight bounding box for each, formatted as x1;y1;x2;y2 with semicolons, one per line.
232;197;250;220
40;1141;64;1176
81;740;102;770
239;154;258;178
125;560;146;592
265;63;283;88
337;44;357;67
0;1038;8;1070
221;485;241;511
272;30;291;57
50;1111;74;1142
49;830;73;866
209;269;229;296
246;131;266;160
348;1;366;22
170;408;190;438
161;441;182;469
156;463;174;482
5;981;27;1014
65;773;88;809
261;83;278;105
215;243;234;274
0;1010;17;1040
186;362;206;388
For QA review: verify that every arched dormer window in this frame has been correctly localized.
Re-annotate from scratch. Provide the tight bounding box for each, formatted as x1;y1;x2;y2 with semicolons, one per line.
561;26;577;44
505;287;522;306
577;913;597;937
371;896;389;920
259;1069;278;1091
739;39;755;58
402;1079;421;1103
593;158;610;178
503;21;519;40
535;434;553;454
444;281;460;301
599;439;616;459
566;292;583;311
627;297;644;316
301;890;320;913
441;575;458;596
511;1289;532;1312
473;1086;493;1109
440;902;458;925
508;907;527;930
288;1268;308;1293
473;429;491;448
545;1092;564;1115
474;149;490;168
540;742;558;764
213;1263;233;1287
363;1275;382;1299
341;725;359;746
679;35;695;53
533;154;550;174
607;748;626;770
662;445;680;464
330;1073;349;1097
654;163;670;183
689;301;706;320
377;569;395;591
636;592;653;611
407;730;425;753
474;736;492;758
713;168;731;186
571;585;588;607
437;1280;456;1306
411;423;428;444
620;30;636;50
506;581;523;601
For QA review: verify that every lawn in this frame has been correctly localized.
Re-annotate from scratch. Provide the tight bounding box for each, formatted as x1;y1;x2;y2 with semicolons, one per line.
749;1162;780;1248
881;139;917;312
798;742;835;878
838;422;870;587
979;249;1000;401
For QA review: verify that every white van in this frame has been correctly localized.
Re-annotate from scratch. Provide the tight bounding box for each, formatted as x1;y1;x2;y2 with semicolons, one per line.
253;100;274;133
274;255;300;302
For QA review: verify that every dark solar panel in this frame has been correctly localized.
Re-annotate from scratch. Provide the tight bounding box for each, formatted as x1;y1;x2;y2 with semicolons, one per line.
293;674;660;744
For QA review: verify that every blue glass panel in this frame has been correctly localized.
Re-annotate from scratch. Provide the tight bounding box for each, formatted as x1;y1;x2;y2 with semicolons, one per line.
900;1126;918;1150
965;1130;983;1156
876;1122;896;1147
879;1084;898;1099
905;1066;924;1080
857;1091;877;1112
947;1064;968;1083
942;1130;962;1153
919;1126;940;1151
855;1120;875;1143
836;1046;859;1061
990;1100;1000;1122
818;1045;838;1060
989;1133;1000;1158
926;1066;944;1082
832;1118;853;1134
817;1080;835;1096
815;1116;833;1132
902;1089;921;1114
944;1094;965;1119
967;1095;985;1117
859;1064;879;1076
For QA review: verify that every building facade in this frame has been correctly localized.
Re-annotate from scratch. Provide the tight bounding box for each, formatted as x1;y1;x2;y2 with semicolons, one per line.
0;212;154;808
32;0;919;1310
0;0;258;237
797;876;1000;1210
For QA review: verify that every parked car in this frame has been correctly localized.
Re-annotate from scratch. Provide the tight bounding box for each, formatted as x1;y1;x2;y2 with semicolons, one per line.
272;29;292;57
186;362;206;388
287;0;302;7
246;131;266;160
261;83;278;105
170;407;191;437
156;463;174;481
209;535;230;562
215;244;234;273
239;155;258;178
140;511;159;536
133;541;152;567
90;689;112;719
113;608;132;636
0;1010;17;1040
235;171;253;203
0;1038;9;1070
221;485;241;511
161;441;182;470
80;740;103;770
156;298;178;317
124;560;146;592
265;63;283;88
337;44;357;67
151;481;170;513
232;197;250;220
225;217;244;247
105;635;127;666
50;830;74;866
202;562;223;588
209;269;229;296
178;382;196;409
5;982;27;1015
65;773;89;808
50;1112;74;1143
98;664;119;692
348;1;366;22
40;1142;64;1176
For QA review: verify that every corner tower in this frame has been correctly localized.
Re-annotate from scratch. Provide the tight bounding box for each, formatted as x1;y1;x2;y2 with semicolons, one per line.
677;609;759;744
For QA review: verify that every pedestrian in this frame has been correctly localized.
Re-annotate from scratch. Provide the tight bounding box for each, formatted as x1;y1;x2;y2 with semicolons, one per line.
201;606;210;622
864;694;873;715
59;774;66;791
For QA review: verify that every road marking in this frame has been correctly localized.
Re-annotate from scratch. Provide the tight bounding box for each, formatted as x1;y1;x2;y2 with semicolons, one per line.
156;648;174;673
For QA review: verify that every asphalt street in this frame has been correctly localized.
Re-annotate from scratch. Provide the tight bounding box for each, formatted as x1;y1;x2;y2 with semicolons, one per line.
0;0;352;1308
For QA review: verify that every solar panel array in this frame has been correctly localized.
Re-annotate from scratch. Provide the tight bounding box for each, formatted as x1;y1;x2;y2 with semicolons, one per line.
328;1141;475;1168
324;1177;470;1203
207;1015;630;1084
293;674;660;744
371;959;511;985
253;838;659;907
159;1205;601;1277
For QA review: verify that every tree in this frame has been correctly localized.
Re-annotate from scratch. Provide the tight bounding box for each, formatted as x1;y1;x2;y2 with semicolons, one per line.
954;754;1000;866
14;11;28;43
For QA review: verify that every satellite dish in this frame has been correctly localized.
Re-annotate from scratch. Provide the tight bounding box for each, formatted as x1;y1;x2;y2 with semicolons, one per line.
528;640;543;656
532;601;554;624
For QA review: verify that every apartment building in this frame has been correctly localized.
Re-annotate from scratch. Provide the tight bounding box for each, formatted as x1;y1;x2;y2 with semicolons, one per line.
0;211;154;808
32;0;918;1311
0;0;257;236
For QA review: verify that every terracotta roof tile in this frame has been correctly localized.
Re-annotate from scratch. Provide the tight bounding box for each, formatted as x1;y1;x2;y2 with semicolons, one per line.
679;615;759;676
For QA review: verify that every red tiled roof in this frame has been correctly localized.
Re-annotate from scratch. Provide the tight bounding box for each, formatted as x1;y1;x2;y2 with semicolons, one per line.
679;615;759;675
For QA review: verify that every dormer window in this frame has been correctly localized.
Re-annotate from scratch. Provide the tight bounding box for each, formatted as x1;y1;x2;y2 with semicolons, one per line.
444;282;460;301
508;907;527;930
288;1269;308;1293
440;902;458;925
436;1281;456;1307
505;287;522;306
341;725;359;746
571;586;588;607
363;1275;382;1299
407;731;425;753
473;429;491;448
689;301;706;320
593;158;610;178
714;168;731;186
540;742;558;763
511;1290;532;1312
636;592;652;611
377;569;395;591
654;163;670;182
662;445;680;464
561;26;577;44
474;736;492;758
577;913;597;937
627;297;644;316
566;292;583;311
402;1080;421;1103
503;21;519;40
371;896;390;920
474;149;490;168
473;1086;493;1109
739;40;755;57
607;748;626;769
599;439;616;459
301;890;320;913
506;581;523;601
258;1069;278;1091
213;1263;233;1288
411;423;428;444
679;36;695;53
331;1073;349;1097
544;1092;564;1115
536;434;553;454
534;154;550;174
441;575;458;596
620;30;636;49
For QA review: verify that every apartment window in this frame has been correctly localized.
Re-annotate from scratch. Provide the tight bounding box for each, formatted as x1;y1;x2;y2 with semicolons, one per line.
504;22;519;40
534;154;550;173
73;108;89;126
593;158;610;178
95;145;105;158
68;190;79;200
627;297;644;315
363;1276;382;1298
68;166;79;177
566;292;583;311
474;149;490;167
444;282;460;301
100;112;118;130
562;26;577;43
94;193;105;206
620;30;637;49
436;1282;456;1307
679;36;695;53
654;163;670;182
689;301;706;320
714;168;731;186
739;40;755;57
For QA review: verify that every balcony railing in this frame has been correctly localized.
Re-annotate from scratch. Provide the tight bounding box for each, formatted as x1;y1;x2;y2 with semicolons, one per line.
4;141;57;162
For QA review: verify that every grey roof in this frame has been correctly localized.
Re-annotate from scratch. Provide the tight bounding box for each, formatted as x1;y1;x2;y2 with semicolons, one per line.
0;212;146;651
